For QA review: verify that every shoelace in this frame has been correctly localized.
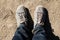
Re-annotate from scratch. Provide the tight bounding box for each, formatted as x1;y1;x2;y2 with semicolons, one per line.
18;12;25;21
37;12;43;23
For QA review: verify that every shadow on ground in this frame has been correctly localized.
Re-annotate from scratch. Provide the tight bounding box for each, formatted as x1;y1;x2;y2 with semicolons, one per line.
25;8;34;31
24;8;34;40
43;8;60;40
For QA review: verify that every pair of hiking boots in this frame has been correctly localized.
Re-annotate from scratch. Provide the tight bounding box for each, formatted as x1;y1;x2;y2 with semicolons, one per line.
16;5;46;28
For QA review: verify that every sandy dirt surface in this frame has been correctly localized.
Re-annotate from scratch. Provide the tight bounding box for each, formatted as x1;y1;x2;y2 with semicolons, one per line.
0;0;60;40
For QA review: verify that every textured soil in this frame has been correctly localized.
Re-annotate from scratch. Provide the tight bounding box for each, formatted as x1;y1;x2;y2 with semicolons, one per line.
0;0;60;40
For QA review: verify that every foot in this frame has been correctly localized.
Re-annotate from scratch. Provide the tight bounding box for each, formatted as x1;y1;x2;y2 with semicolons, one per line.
34;5;45;28
16;5;27;27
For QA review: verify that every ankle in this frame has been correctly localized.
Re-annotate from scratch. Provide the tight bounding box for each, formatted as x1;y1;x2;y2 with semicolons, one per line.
34;22;44;28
